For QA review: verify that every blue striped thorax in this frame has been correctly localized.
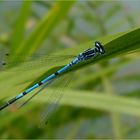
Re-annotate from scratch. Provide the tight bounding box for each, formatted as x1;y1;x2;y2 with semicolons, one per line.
71;41;105;65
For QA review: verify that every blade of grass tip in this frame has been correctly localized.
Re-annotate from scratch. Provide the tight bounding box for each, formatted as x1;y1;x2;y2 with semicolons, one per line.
10;0;33;52
11;1;75;63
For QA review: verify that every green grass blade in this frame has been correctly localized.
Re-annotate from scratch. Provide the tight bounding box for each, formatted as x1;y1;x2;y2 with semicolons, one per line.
0;28;140;121
17;88;140;117
0;28;140;94
101;73;123;138
11;1;33;51
11;1;75;62
1;89;140;127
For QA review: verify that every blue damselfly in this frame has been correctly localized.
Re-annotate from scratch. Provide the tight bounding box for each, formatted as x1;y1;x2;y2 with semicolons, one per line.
0;41;105;111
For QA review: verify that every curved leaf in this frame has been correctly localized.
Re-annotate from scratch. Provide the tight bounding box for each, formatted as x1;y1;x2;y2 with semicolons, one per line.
0;27;140;115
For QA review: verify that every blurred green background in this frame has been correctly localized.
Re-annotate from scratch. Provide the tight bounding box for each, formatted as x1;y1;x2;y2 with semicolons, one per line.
0;0;140;139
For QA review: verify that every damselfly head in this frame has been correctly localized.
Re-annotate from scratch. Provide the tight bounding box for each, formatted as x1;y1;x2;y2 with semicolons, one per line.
95;41;105;54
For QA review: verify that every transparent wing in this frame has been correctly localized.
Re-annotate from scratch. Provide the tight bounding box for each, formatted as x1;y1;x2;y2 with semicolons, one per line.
39;73;74;127
18;80;53;109
0;46;76;71
15;71;74;127
0;53;75;71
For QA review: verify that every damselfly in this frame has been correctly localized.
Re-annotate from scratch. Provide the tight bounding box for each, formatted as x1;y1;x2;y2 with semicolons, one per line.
0;41;105;111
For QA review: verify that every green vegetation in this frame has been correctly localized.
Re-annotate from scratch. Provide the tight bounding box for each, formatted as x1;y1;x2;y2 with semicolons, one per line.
0;1;140;139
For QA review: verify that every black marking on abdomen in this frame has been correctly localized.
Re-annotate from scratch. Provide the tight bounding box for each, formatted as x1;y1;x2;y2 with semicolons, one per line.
55;71;59;76
38;81;43;86
0;97;17;111
0;102;9;110
69;62;73;66
9;97;17;104
23;91;27;95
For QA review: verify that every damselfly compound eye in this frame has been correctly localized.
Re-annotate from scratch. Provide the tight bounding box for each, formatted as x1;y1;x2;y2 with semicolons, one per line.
95;41;105;54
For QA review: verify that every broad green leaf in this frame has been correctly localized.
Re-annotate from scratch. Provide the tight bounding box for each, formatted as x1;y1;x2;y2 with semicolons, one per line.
0;27;140;93
0;27;140;117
